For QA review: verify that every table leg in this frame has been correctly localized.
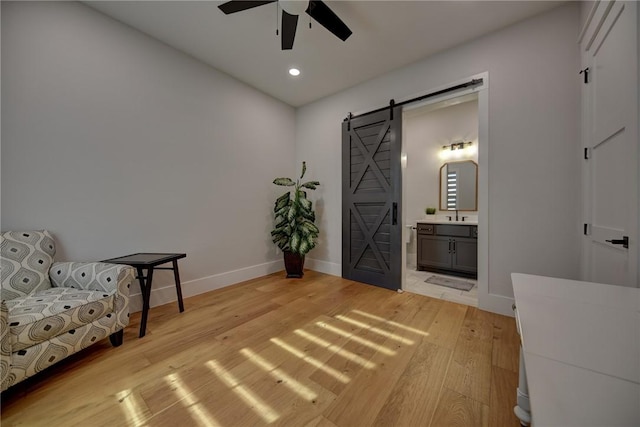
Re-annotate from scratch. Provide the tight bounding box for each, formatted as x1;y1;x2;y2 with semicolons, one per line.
138;267;154;338
172;259;185;312
514;346;532;426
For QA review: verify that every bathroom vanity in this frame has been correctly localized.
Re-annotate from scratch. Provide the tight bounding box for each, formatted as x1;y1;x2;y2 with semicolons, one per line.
416;221;477;278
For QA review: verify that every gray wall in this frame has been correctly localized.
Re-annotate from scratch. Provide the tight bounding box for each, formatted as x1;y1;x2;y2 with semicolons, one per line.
1;1;584;313
1;2;296;307
296;4;581;304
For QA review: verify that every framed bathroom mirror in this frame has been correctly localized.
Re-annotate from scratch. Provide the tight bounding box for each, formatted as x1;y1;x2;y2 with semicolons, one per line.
439;160;478;211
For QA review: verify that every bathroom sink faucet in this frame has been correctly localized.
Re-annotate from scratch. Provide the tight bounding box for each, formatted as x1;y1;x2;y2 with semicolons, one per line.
455;210;459;221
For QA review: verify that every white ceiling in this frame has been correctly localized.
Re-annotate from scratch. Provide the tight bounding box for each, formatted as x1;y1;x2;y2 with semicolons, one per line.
86;1;564;107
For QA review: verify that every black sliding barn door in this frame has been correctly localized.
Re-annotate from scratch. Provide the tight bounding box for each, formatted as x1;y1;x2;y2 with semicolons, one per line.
342;107;402;290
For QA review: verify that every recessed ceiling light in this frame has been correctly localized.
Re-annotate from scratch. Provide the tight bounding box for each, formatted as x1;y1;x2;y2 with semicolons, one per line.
289;68;301;77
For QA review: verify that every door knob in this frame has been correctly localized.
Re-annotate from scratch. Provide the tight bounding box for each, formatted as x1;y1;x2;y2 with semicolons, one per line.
605;236;628;249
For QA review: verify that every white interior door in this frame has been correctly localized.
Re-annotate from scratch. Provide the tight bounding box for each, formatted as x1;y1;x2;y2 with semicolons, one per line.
581;1;638;287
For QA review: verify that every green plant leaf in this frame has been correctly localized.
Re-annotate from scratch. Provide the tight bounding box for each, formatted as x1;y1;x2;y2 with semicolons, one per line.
299;197;311;210
305;235;316;251
272;234;288;251
300;210;315;222
300;181;320;190
302;220;319;235
274;192;290;212
298;239;309;255
300;161;306;179
291;232;300;253
287;205;297;221
273;178;295;186
274;217;288;229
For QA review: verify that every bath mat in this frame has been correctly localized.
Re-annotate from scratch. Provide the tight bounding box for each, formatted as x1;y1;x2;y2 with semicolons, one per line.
425;275;474;291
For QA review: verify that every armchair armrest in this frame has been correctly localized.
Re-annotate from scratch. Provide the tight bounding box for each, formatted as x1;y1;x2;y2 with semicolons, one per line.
1;300;10;391
50;262;135;330
50;262;133;293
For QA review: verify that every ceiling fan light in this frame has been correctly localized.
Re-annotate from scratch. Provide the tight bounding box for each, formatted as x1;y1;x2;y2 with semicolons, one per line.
280;0;309;16
289;68;301;76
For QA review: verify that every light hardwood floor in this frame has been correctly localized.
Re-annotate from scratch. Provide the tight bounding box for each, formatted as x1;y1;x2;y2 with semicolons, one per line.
1;271;521;426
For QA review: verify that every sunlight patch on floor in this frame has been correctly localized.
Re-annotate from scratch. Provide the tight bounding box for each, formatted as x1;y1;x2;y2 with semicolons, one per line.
335;315;415;345
270;337;350;384
239;348;317;401
351;309;430;337
116;389;147;427
206;360;279;424
164;373;220;427
315;321;397;356
293;329;376;369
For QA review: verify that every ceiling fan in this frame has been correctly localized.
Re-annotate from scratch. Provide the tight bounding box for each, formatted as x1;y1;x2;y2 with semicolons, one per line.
218;0;352;50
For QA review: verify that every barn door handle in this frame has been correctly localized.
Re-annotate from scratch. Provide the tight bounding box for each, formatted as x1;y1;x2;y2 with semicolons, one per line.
392;203;398;225
606;236;628;249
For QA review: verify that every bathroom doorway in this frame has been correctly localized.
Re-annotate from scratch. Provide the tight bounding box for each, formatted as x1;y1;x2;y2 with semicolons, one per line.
401;93;479;306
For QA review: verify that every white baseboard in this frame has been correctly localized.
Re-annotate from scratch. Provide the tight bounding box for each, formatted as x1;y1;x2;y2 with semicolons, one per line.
128;259;283;313
126;256;513;318
305;257;341;277
479;293;515;317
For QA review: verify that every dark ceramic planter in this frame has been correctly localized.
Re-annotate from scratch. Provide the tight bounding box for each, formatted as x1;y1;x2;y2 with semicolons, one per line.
284;251;305;278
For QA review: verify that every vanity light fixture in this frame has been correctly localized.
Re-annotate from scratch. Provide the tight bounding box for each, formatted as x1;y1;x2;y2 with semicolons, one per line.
442;141;473;151
440;141;474;160
289;68;301;76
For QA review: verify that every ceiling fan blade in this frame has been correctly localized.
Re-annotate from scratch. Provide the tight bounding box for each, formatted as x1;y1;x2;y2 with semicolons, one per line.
305;0;352;41
218;0;276;15
281;10;298;50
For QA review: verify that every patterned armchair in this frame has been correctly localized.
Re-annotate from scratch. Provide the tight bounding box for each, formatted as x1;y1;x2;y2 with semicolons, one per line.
0;231;135;391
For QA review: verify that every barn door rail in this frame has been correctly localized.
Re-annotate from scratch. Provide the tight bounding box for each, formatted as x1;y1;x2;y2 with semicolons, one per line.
344;78;483;122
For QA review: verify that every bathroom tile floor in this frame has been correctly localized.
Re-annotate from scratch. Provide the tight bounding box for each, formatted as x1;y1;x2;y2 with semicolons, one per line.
405;264;478;307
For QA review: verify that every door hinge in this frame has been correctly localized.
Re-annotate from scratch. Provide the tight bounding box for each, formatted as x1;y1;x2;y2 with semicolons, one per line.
584;223;590;235
584;147;590;160
579;67;590;84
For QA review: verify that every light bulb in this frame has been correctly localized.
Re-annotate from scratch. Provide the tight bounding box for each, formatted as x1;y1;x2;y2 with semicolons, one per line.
289;68;301;76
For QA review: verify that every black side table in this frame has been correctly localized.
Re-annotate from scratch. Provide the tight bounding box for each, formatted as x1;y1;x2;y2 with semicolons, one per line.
102;253;186;338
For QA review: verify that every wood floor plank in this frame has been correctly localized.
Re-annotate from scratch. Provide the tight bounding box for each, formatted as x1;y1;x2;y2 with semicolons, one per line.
431;388;490;427
489;365;520;427
443;307;494;405
141;313;345;417
304;415;338;427
307;293;422;396
372;341;451;426
322;301;426;426
492;313;520;373
0;272;520;427
423;300;469;349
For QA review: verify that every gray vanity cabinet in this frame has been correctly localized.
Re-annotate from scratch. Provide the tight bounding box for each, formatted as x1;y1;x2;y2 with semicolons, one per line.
417;223;477;278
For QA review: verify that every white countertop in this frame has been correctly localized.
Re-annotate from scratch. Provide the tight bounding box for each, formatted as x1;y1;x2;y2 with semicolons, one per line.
512;273;640;426
417;218;478;225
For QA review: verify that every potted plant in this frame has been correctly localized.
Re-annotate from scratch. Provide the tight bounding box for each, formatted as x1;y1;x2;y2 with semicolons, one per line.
271;161;320;278
425;207;437;215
